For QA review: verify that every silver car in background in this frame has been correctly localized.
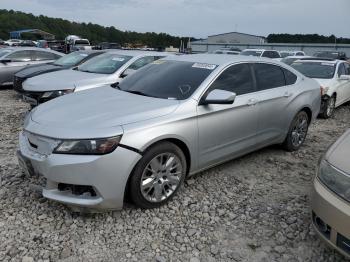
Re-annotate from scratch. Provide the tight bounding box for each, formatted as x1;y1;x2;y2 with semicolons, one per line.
18;54;321;211
0;47;63;86
22;50;171;106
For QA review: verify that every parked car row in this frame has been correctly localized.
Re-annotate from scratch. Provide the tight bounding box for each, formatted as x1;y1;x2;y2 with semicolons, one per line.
2;48;349;258
213;48;349;62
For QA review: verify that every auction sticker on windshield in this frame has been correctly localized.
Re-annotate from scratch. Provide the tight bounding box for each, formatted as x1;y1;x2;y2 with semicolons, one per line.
192;63;217;70
152;60;166;64
112;57;125;62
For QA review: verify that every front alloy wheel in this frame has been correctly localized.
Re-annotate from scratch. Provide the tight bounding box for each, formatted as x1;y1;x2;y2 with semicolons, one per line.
140;153;183;202
129;142;187;208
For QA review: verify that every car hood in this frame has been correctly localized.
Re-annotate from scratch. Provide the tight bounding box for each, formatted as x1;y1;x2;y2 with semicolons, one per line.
23;69;111;92
15;63;64;78
313;78;333;87
29;86;180;137
326;129;350;173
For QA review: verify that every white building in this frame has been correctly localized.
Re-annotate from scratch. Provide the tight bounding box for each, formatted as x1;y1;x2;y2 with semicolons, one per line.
207;32;266;45
192;31;267;53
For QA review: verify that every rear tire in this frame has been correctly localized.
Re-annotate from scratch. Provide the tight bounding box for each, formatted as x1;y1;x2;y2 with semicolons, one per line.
129;142;187;209
320;95;335;119
283;111;309;152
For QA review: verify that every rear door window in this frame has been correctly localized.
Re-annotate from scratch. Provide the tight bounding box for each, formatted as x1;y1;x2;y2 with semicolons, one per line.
262;51;280;58
282;68;297;85
253;63;286;90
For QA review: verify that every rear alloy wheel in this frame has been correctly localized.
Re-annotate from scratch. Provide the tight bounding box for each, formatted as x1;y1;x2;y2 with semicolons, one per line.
321;96;336;119
129;142;187;209
283;111;309;151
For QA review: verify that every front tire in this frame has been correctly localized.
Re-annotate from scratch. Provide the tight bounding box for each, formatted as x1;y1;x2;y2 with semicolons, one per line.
129;142;187;209
320;95;335;119
283;111;309;151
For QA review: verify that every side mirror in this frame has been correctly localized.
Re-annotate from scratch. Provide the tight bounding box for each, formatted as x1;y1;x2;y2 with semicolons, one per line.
339;75;350;81
120;68;136;78
200;89;236;105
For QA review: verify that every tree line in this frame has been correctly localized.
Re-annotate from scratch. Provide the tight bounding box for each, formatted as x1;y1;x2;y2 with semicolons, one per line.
0;9;193;48
1;9;349;46
267;33;350;44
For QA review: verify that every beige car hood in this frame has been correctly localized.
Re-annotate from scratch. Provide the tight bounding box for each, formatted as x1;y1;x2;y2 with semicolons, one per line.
326;129;350;173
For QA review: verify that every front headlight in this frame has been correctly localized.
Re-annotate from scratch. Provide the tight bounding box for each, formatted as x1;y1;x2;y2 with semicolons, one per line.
41;89;74;99
318;159;350;202
53;136;122;155
320;86;329;96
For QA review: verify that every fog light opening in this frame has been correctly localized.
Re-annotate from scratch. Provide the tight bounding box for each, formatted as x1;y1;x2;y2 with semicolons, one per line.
58;183;97;197
315;216;328;233
312;211;331;239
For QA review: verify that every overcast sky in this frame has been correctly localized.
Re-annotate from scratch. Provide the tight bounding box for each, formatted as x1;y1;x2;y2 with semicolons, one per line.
1;0;349;38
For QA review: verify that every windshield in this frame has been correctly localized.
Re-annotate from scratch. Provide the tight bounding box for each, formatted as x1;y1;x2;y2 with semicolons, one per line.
314;52;339;59
53;52;90;66
78;53;132;74
75;40;89;45
118;60;215;100
241;50;262;57
291;61;335;79
0;49;12;58
280;52;292;58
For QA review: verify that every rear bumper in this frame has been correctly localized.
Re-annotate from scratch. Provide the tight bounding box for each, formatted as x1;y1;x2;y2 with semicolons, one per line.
311;178;350;258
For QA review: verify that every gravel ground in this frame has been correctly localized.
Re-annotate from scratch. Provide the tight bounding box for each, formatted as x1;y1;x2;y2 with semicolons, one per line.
1;88;350;262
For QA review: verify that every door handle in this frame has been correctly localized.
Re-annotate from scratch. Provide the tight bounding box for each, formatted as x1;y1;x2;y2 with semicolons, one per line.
247;98;258;106
283;92;293;97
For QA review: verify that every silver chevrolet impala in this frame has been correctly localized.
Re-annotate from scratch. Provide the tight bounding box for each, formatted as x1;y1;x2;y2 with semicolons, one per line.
18;54;321;211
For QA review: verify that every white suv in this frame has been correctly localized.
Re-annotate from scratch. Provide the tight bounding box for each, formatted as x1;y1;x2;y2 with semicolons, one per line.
291;58;350;118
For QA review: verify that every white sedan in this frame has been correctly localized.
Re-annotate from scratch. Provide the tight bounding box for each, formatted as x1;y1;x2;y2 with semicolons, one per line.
291;58;350;118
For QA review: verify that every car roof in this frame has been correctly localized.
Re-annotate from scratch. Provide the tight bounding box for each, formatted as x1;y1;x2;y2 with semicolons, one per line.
102;49;173;57
1;47;63;55
293;58;339;64
164;54;282;66
242;49;266;52
283;55;311;59
74;50;105;54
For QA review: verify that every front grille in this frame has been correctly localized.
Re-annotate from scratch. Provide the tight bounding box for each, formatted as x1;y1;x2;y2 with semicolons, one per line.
337;233;350;255
23;91;44;100
13;76;25;92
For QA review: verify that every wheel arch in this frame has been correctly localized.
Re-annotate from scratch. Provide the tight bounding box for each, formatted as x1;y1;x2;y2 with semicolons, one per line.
123;137;192;204
299;106;312;124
